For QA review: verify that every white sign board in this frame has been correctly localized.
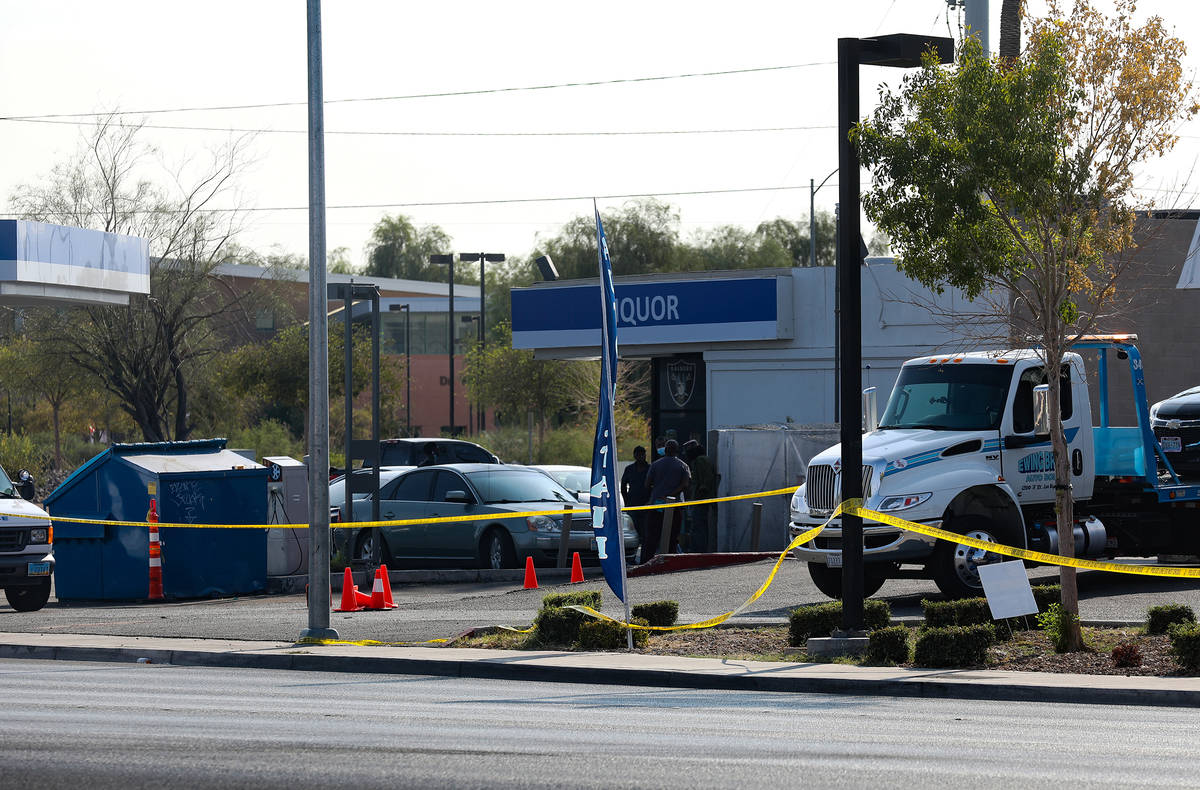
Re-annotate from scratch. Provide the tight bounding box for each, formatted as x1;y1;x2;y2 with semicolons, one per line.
978;561;1038;620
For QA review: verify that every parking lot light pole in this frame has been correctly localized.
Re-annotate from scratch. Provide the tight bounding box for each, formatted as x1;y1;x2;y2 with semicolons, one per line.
301;0;338;642
430;254;456;435
457;253;504;432
838;33;954;635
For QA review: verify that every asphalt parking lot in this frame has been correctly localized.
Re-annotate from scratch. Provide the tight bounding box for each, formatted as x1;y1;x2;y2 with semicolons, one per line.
3;558;1199;643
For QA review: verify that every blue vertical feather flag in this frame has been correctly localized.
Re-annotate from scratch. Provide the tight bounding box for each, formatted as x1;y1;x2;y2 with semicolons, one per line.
589;204;630;606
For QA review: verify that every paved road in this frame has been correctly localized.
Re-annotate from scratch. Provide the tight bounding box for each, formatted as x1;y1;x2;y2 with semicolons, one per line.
1;559;1197;642
2;658;1198;789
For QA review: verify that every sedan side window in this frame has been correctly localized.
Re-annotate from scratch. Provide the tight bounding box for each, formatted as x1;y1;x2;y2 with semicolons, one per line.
432;471;473;503
389;470;436;502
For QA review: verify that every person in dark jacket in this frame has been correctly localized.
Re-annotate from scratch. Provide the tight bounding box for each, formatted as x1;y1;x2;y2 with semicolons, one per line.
620;446;652;552
642;440;691;561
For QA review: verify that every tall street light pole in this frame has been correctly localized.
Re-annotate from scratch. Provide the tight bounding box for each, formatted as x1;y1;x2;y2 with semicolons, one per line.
301;0;337;641
458;252;504;432
430;254;456;435
837;33;954;635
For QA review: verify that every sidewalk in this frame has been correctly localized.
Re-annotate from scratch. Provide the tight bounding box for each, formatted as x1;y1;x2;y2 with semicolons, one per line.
2;630;1197;708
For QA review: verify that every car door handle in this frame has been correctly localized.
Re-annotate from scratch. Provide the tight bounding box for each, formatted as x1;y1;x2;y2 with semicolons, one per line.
384;511;396;519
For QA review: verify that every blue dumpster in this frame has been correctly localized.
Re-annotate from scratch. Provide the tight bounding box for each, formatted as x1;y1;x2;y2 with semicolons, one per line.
46;439;268;601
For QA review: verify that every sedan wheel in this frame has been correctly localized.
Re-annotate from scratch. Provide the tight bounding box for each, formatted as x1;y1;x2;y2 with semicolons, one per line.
483;529;517;570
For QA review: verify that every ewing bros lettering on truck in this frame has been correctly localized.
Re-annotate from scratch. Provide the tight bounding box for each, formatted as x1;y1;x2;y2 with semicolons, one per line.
790;335;1200;599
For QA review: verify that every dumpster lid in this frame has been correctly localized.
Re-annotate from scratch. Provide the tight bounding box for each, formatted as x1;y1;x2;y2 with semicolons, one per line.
122;449;265;473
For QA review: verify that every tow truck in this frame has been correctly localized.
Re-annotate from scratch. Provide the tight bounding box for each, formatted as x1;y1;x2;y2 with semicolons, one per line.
790;334;1200;598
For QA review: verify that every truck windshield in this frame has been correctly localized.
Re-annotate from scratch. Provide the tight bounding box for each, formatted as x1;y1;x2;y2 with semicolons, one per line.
879;364;1013;431
0;466;16;498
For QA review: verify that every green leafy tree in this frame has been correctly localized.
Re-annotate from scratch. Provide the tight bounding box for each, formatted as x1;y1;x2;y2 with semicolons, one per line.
679;225;792;271
0;336;88;470
462;323;597;441
363;214;463;282
854;0;1196;649
754;213;841;266
538;199;682;279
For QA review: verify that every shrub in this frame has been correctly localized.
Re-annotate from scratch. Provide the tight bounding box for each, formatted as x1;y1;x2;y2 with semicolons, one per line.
788;599;891;646
1031;584;1061;613
865;625;911;665
1168;622;1200;671
577;617;650;650
921;597;1019;641
1147;604;1197;635
913;624;996;667
1111;641;1142;668
632;600;679;627
0;432;50;481
542;590;601;610
227;419;303;463
1036;603;1081;653
532;607;590;646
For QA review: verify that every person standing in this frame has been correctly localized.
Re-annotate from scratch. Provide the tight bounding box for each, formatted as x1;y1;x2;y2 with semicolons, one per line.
682;440;718;552
643;439;691;561
620;446;652;553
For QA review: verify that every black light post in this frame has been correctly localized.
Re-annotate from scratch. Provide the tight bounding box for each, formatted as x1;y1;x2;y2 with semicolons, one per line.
388;303;411;436
430;254;456;435
458;252;504;432
837;33;954;634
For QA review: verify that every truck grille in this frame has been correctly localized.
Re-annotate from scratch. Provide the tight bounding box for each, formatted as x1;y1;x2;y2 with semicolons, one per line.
805;464;873;512
0;529;26;552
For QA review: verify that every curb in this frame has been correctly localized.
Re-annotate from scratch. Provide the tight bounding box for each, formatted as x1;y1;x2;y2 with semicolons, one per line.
1;635;1196;708
627;552;780;578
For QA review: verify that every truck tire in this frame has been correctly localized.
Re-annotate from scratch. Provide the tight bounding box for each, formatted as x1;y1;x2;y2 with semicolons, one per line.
807;562;892;599
5;578;51;612
932;515;1016;599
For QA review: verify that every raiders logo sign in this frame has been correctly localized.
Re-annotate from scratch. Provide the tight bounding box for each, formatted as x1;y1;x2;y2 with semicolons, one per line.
667;359;697;408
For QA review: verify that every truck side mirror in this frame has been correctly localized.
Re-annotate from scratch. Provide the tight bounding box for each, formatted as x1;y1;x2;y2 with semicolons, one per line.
862;387;879;433
1033;383;1051;435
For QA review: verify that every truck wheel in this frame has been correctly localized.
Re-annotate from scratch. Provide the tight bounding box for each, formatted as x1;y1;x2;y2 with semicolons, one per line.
806;562;891;599
932;516;1014;599
5;578;51;612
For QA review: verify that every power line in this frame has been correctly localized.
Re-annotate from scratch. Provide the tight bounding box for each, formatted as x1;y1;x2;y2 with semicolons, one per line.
0;61;835;121
0;183;838;218
0;117;837;138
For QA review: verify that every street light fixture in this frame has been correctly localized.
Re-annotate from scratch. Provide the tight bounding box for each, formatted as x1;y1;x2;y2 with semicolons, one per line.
429;253;457;435
457;252;504;432
838;33;954;635
810;168;837;267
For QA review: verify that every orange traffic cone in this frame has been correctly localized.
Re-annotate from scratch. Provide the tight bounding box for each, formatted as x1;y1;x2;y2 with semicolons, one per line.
570;552;584;583
369;569;387;610
523;556;539;589
354;582;374;608
335;567;362;612
379;565;397;608
147;499;164;600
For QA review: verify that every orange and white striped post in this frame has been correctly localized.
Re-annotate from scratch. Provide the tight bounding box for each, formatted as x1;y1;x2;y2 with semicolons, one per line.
147;499;164;600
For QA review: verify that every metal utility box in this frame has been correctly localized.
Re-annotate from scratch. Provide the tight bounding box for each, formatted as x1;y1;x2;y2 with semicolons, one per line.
263;456;309;576
46;439;268;601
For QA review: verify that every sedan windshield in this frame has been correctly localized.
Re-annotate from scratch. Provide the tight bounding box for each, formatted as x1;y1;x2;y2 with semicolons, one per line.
879;363;1013;432
466;469;576;504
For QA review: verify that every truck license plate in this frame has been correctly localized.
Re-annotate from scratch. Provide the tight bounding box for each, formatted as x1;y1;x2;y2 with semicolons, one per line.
1162;436;1182;453
27;562;50;576
826;552;843;568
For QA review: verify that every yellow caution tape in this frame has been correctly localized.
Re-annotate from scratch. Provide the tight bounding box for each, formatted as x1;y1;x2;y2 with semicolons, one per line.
567;502;845;631
847;504;1200;578
10;485;802;530
296;636;450;646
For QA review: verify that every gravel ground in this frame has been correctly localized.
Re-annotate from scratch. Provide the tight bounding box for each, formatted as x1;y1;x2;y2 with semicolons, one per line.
638;625;1197;676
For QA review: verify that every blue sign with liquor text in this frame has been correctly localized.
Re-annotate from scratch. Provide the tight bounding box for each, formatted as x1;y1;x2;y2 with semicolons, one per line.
511;275;790;350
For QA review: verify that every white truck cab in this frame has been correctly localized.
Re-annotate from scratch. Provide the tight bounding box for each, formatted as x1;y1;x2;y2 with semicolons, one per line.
791;347;1097;599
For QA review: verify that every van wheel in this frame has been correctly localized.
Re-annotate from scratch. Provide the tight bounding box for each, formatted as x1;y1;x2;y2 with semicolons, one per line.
6;578;51;612
807;562;891;600
932;516;1014;599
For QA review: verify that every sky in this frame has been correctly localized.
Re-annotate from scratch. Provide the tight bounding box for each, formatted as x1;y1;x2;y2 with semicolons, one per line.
3;0;1200;270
